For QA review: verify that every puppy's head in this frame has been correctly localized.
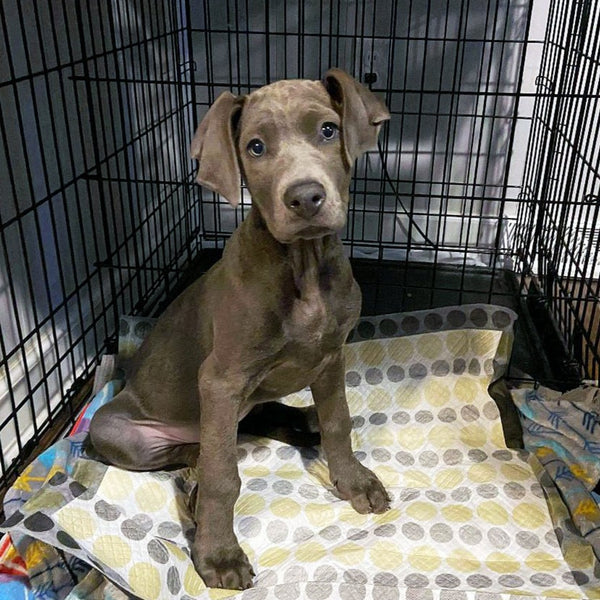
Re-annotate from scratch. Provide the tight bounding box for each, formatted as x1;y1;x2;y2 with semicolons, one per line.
191;69;390;244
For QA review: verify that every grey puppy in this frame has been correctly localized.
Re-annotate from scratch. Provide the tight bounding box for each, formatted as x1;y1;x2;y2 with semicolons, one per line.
88;69;391;590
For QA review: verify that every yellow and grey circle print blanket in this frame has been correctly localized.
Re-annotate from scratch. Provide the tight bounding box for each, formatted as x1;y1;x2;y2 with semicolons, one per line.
1;305;598;599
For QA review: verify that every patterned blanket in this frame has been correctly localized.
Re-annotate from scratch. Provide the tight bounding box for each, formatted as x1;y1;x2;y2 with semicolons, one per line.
1;305;599;599
512;384;600;563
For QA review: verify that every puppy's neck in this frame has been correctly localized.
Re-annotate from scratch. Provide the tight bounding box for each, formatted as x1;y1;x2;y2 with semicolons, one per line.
241;207;336;299
287;238;329;300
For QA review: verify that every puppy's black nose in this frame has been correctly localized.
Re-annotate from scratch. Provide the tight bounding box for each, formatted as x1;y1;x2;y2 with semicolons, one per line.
283;181;326;219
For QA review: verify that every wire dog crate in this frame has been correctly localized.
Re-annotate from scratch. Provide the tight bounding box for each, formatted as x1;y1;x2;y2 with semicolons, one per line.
0;0;598;502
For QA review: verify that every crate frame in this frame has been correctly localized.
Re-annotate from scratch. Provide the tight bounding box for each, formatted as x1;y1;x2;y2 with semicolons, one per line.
0;0;598;502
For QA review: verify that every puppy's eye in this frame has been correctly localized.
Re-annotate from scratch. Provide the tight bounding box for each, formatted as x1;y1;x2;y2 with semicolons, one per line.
247;139;265;157
320;122;339;140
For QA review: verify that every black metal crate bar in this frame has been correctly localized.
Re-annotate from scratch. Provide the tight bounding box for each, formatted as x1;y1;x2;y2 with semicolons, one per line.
515;0;600;381
0;0;197;495
0;0;599;503
189;0;538;364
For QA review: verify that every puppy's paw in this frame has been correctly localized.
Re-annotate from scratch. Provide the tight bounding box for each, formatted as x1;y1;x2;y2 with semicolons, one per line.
334;464;391;514
192;542;255;590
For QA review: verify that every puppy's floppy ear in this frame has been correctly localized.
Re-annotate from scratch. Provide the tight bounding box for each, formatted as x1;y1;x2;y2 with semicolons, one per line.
323;68;390;166
190;92;243;207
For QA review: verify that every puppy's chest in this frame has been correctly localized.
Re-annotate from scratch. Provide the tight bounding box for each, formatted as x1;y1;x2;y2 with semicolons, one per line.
279;239;360;352
283;272;357;349
285;294;335;345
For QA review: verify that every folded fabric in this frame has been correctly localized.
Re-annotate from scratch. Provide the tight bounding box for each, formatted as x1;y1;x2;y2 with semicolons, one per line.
512;383;600;563
0;382;122;599
512;384;600;491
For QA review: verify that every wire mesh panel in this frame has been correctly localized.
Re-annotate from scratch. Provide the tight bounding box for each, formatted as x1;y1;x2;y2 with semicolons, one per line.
514;0;600;380
190;0;532;304
0;0;599;504
0;0;196;493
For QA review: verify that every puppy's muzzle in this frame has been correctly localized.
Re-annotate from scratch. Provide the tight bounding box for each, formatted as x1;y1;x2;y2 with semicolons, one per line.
283;180;326;220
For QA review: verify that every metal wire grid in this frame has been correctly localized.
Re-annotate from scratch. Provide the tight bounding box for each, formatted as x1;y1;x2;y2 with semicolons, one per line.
0;1;196;491
514;0;600;380
0;0;599;498
190;0;533;305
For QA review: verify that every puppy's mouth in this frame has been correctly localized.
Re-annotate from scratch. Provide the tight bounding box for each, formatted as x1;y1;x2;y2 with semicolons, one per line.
286;209;348;241
275;223;342;244
296;225;337;239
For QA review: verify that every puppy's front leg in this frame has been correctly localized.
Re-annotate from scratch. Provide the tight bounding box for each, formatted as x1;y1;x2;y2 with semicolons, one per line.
191;354;254;590
311;350;391;514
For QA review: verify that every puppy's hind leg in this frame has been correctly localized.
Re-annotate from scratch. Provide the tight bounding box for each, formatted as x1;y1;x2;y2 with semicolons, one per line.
87;390;199;470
